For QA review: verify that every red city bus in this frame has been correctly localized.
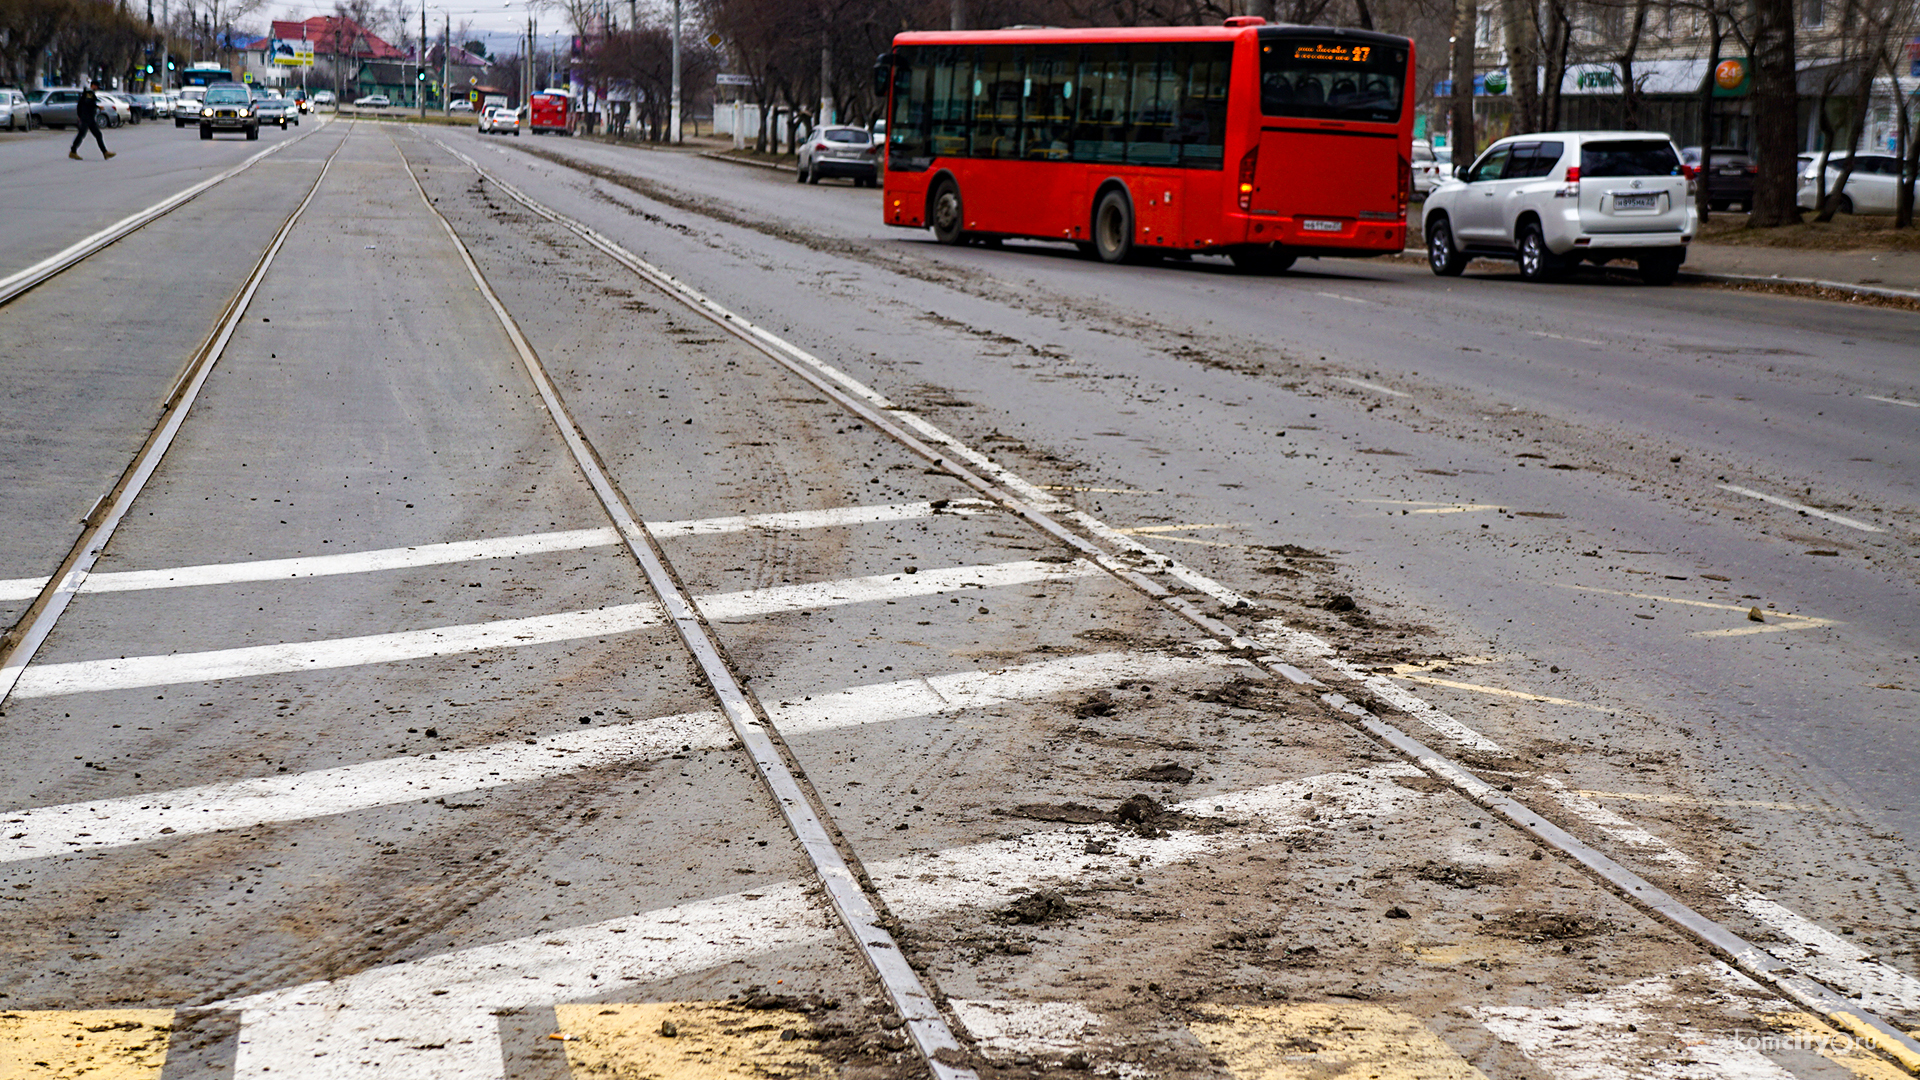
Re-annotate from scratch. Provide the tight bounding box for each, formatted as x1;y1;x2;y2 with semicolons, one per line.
874;18;1414;271
528;89;575;135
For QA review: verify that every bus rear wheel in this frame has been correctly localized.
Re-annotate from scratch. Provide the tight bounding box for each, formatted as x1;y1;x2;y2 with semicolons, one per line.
930;181;966;245
1093;189;1134;263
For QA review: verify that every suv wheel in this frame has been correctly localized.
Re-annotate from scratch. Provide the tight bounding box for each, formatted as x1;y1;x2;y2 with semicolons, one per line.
1639;250;1684;286
1426;216;1467;276
1517;223;1564;282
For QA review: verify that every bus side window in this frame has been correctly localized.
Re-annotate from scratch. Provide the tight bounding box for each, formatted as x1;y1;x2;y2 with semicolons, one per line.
1073;44;1127;164
889;48;932;169
930;46;972;159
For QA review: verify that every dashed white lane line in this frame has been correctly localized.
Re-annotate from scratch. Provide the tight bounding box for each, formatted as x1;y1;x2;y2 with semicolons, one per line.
1865;394;1919;409
1716;483;1884;534
1334;376;1411;397
1;649;1241;861
8;558;1099;699
1314;292;1372;305
1528;329;1609;347
214;768;1433;1079
0;500;994;603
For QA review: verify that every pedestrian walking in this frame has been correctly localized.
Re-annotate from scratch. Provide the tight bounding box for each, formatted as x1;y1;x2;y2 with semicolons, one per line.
69;81;115;160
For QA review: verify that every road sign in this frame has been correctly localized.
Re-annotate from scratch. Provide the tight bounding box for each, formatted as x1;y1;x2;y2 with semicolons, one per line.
716;74;752;86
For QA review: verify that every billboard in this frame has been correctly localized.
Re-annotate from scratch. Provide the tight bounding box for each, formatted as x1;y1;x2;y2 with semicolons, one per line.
271;38;314;66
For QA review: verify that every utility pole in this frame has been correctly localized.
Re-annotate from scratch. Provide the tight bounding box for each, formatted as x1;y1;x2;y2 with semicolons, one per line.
669;0;681;143
419;3;427;113
442;12;449;112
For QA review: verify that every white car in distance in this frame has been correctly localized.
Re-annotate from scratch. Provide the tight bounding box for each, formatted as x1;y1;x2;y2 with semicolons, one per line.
477;104;519;135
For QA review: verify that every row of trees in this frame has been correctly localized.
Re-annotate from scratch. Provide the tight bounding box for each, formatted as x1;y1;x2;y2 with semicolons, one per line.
1;0;162;88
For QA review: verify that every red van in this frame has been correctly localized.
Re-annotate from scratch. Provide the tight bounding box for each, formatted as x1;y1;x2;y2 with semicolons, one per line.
527;90;574;135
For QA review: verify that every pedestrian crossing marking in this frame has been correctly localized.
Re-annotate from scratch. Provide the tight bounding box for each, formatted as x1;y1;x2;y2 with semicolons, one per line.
1189;1004;1488;1080
0;1010;172;1079
552;1002;830;1078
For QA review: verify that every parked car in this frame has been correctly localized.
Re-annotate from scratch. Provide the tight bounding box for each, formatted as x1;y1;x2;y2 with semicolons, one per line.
312;89;336;108
254;96;298;128
796;124;880;186
1411;138;1443;197
477;104;519;135
449;99;473;113
96;92;135;125
0;88;30;130
173;87;206;127
1680;146;1755;211
30;87;85;128
1424;130;1695;285
198;82;259;140
1797;153;1909;215
355;94;390;108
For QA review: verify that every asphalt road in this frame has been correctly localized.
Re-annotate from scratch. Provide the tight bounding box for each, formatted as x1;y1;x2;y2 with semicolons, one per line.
0;121;1914;1079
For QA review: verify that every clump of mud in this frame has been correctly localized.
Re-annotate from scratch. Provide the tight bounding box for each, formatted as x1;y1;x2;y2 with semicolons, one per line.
1001;889;1072;925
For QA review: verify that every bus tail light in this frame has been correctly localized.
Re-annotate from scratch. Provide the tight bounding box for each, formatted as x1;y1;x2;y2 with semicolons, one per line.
1397;154;1411;216
1238;147;1257;211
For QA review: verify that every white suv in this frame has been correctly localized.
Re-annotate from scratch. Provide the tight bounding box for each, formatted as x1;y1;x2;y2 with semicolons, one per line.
1424;131;1696;284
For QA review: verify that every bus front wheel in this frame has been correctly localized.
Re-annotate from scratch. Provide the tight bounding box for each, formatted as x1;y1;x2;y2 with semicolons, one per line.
1093;189;1134;263
930;181;966;245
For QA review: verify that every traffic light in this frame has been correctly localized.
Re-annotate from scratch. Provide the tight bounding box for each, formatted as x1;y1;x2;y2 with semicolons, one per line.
145;63;155;73
166;59;175;70
417;70;426;81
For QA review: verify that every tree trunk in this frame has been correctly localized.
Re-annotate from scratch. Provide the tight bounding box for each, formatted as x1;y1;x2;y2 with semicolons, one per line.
1894;53;1917;227
1540;0;1571;130
1449;0;1475;161
1815;59;1875;222
1503;0;1540;134
1696;14;1723;223
1746;0;1799;226
1617;0;1651;129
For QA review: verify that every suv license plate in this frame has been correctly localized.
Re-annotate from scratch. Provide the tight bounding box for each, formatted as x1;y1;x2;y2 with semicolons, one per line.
1614;194;1658;210
1301;219;1342;232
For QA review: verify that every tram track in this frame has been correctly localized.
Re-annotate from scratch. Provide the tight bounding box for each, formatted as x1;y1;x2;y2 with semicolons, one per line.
0;119;334;308
0;123;355;707
415;128;1920;1075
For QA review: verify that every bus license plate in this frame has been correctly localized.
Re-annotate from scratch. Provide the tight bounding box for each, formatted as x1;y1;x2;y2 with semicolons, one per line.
1301;219;1343;232
1614;194;1658;210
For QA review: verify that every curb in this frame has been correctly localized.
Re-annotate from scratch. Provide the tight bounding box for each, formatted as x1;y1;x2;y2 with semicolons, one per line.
1399;248;1920;302
1679;269;1920;303
698;150;792;173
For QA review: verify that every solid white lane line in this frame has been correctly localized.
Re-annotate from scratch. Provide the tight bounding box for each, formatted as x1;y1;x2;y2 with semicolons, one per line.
1;649;1236;860
1864;394;1918;409
215;768;1432;1080
0;501;998;603
1724;889;1920;1015
10;558;1099;699
1335;376;1411;397
1716;484;1884;533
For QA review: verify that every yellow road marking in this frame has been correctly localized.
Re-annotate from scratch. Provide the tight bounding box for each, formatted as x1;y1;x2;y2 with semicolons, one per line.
1557;584;1835;637
1566;789;1830;813
0;1010;172;1080
1384;655;1501;675
1394;674;1610;711
1760;1012;1915;1079
1111;524;1246;548
1190;1004;1488;1080
553;1002;829;1079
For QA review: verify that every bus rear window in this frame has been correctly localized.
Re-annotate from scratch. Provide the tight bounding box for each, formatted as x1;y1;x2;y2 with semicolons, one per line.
1259;37;1405;123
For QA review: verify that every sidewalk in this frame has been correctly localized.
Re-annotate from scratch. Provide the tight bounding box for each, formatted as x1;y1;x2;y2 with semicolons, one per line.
1682;242;1920;296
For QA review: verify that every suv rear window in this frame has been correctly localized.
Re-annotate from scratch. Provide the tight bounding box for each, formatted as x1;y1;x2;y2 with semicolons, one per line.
1580;140;1680;178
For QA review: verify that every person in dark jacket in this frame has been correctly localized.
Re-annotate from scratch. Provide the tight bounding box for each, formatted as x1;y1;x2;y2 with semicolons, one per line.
69;81;115;160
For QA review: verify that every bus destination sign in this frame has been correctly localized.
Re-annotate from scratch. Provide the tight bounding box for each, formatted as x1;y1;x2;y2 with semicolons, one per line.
1293;43;1372;63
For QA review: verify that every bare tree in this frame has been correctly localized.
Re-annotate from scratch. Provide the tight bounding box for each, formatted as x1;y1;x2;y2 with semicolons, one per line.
1747;0;1798;225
